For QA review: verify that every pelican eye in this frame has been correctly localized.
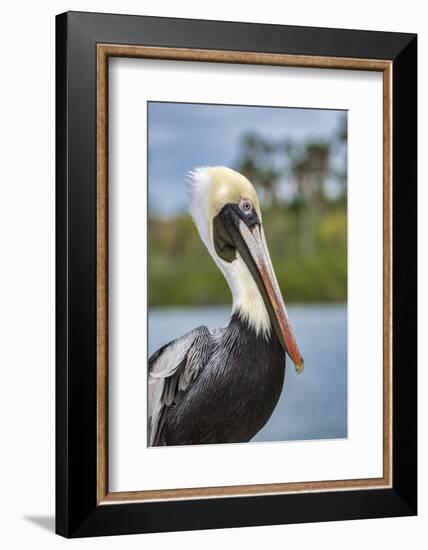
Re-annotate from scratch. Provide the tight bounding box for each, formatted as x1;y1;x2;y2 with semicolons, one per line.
239;199;252;214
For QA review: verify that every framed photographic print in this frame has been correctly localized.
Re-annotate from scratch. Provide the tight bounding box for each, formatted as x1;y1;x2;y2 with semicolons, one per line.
56;11;417;538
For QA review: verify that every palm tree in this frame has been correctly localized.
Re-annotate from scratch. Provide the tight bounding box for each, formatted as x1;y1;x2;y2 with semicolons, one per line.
287;140;331;258
237;133;281;206
332;112;348;198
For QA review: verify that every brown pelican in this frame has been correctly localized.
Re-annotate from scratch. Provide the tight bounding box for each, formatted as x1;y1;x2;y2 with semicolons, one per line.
148;166;303;446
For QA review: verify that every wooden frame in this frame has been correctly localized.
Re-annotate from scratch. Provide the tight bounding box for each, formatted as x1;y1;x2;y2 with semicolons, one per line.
56;11;417;537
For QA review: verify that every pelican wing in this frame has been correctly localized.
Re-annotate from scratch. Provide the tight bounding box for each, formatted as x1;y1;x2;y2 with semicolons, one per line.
148;326;214;446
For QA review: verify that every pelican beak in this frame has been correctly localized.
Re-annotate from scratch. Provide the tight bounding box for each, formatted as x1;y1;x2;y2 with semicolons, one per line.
237;221;304;373
213;203;304;372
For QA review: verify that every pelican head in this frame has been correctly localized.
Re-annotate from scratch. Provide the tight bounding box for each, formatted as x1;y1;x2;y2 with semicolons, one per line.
187;166;304;372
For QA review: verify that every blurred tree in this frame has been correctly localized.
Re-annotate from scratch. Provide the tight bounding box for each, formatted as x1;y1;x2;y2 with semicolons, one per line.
237;133;282;206
286;139;331;258
332;112;348;198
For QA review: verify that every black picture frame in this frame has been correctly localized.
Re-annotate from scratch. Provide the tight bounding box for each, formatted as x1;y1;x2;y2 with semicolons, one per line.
56;11;417;538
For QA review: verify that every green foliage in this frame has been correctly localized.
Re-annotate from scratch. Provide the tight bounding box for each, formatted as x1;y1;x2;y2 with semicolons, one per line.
148;203;347;307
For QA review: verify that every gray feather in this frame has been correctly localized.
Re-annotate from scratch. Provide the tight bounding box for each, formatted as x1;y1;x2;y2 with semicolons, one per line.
148;326;215;446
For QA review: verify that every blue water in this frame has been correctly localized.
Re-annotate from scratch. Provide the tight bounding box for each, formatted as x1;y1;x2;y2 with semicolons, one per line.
148;305;347;442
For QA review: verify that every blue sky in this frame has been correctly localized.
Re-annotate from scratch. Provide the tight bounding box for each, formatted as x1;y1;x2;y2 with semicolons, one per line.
148;102;346;215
